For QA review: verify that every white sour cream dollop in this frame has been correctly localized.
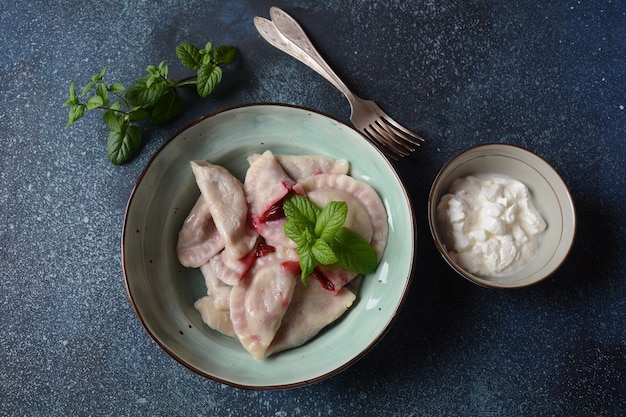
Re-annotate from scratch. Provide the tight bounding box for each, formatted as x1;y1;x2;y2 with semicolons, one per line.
437;175;547;277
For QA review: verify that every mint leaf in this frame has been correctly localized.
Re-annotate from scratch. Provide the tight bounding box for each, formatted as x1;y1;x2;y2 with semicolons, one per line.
125;75;167;107
64;82;79;107
145;74;158;90
96;82;109;106
315;201;347;241
102;110;123;132
331;227;378;274
107;124;142;165
214;45;237;64
296;244;316;283
292;228;316;284
81;80;98;97
67;104;84;127
283;194;319;226
311;239;337;265
197;64;222;97
157;61;168;78
85;95;104;110
150;90;184;125
108;82;125;94
176;43;201;70
284;220;308;247
203;41;213;54
128;108;149;121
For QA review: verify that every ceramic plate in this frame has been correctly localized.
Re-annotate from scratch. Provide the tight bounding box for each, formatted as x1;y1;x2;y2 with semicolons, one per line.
122;103;415;389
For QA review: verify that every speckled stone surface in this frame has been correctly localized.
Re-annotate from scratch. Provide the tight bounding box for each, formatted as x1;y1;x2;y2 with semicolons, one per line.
1;1;624;416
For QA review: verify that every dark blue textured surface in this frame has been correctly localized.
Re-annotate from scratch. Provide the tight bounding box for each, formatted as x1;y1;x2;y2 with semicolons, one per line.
1;1;624;416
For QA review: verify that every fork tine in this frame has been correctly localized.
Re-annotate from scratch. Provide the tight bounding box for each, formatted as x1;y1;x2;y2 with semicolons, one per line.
378;115;425;145
357;98;424;157
370;120;416;154
363;125;411;159
362;129;400;160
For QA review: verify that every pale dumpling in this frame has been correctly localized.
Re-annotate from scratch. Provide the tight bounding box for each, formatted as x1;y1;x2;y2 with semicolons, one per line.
299;173;388;258
244;150;297;248
194;296;236;338
229;260;300;359
266;277;356;356
190;160;258;261
199;262;232;311
247;153;350;180
298;173;388;292
176;196;225;268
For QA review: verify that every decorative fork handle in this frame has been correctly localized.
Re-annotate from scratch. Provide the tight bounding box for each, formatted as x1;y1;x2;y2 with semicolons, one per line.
266;7;359;105
253;17;342;92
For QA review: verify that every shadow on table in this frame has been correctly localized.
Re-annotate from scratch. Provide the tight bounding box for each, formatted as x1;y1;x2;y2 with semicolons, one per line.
330;178;623;392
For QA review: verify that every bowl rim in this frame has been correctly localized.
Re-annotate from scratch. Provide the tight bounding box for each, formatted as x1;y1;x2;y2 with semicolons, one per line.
428;142;576;289
120;102;416;389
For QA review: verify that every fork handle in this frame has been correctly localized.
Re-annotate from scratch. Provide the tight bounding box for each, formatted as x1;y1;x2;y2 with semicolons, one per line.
268;7;358;103
254;17;343;92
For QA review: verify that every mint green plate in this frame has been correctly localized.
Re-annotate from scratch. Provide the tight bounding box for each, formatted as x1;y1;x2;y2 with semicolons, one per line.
122;103;415;389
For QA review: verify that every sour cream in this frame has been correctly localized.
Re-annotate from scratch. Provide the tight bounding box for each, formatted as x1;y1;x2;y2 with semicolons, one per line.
437;175;547;277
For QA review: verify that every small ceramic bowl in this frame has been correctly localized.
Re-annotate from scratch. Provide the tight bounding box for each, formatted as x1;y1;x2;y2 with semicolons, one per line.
428;143;576;288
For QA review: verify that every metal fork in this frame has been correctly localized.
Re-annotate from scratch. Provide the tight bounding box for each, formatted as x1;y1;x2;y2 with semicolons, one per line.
254;7;424;159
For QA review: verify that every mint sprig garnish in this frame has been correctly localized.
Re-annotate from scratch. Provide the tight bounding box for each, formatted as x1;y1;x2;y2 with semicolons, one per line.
64;42;237;165
283;194;378;284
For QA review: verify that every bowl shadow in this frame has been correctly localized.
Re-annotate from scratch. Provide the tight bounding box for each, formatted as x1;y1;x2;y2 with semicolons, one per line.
327;158;622;392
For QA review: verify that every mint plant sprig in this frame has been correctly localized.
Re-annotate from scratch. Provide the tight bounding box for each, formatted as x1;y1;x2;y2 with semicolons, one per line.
64;42;237;165
283;194;378;284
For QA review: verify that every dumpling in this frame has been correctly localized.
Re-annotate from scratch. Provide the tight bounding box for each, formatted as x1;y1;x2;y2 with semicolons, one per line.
266;277;356;356
245;150;295;218
196;243;298;342
194;296;236;338
229;260;300;359
299;173;388;258
199;262;233;311
314;264;358;294
203;248;253;287
299;173;388;293
176;196;225;268
247;154;350;181
244;151;298;248
191;161;258;260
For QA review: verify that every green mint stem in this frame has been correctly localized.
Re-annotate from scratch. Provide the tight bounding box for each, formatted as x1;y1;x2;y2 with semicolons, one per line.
65;41;237;165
